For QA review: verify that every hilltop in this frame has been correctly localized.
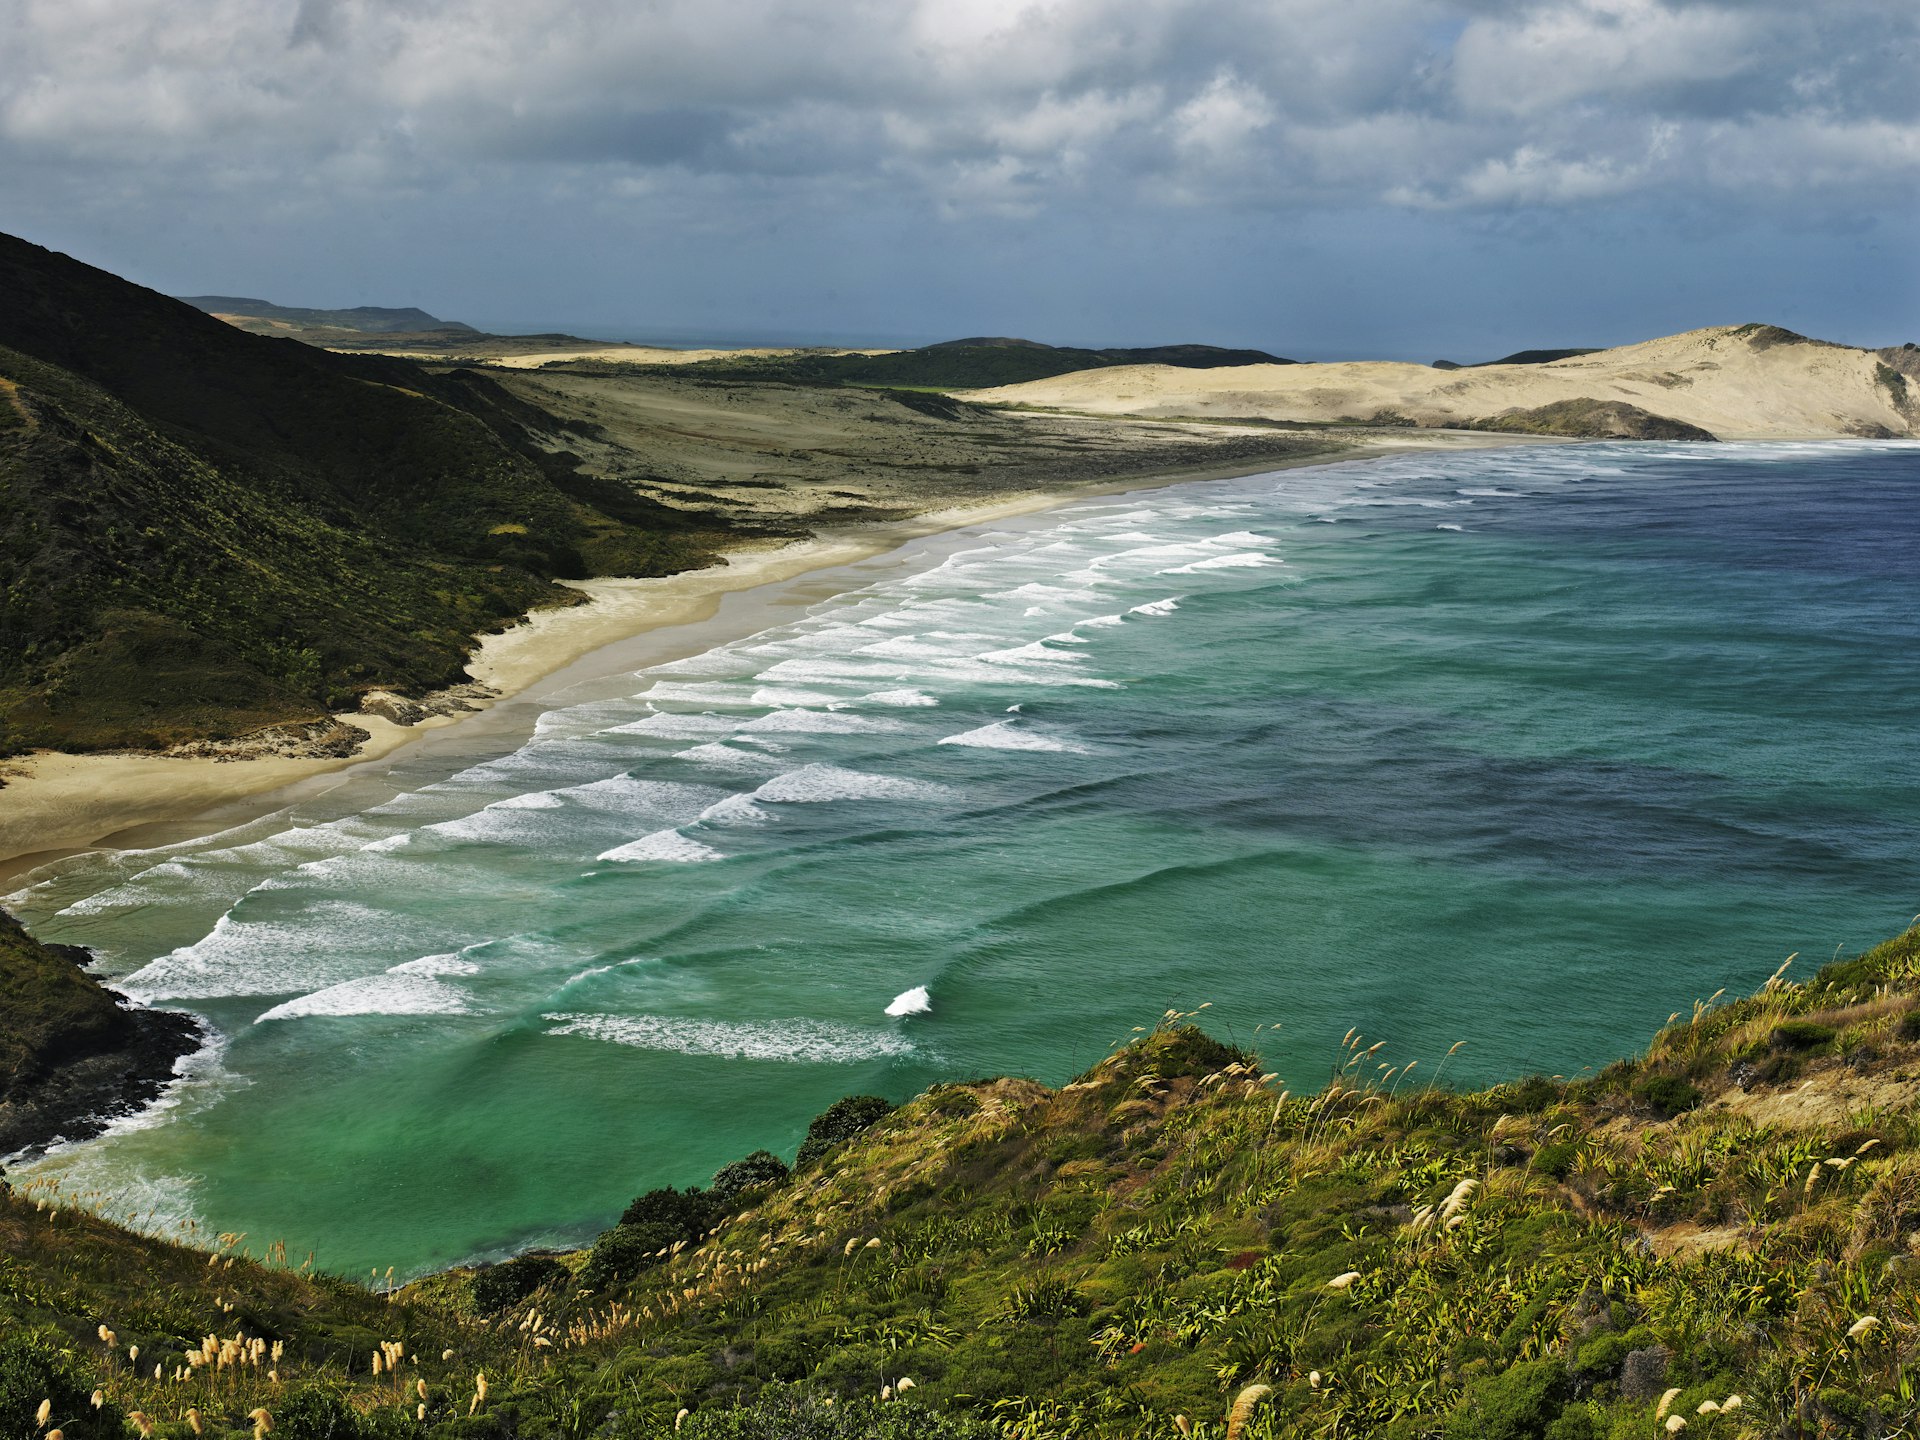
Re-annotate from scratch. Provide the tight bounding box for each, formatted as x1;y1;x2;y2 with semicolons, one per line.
0;233;740;756
4;925;1918;1438
972;324;1920;441
177;298;479;337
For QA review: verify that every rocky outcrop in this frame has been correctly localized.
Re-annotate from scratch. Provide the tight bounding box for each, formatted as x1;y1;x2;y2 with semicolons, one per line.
0;909;202;1158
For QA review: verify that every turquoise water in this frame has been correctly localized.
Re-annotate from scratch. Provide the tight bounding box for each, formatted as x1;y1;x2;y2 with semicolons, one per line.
10;439;1919;1275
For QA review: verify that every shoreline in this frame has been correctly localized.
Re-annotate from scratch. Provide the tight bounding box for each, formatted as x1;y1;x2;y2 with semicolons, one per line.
0;430;1546;885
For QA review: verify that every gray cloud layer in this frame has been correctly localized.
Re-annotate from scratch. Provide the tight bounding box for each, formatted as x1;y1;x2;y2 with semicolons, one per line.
5;0;1912;213
2;0;1912;352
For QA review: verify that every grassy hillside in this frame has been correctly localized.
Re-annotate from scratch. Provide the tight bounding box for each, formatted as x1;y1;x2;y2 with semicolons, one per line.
6;926;1919;1438
0;235;733;753
176;299;476;336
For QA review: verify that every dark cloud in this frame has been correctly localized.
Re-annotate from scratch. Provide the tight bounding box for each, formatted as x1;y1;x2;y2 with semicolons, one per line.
0;0;1911;349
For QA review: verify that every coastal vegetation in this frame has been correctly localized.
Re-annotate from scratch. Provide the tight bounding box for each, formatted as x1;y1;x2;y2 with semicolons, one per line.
0;233;735;755
6;925;1920;1438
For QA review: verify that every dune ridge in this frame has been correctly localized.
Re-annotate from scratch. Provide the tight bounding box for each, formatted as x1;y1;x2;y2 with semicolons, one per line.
974;324;1919;441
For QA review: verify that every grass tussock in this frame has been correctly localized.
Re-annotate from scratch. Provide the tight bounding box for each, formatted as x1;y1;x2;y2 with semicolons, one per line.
9;929;1920;1437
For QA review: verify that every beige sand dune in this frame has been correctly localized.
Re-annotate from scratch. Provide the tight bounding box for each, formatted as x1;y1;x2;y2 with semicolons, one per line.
972;326;1918;441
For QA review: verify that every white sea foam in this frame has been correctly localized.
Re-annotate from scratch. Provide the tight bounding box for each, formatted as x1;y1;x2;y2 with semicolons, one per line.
860;688;938;707
1435;523;1465;531
491;790;567;810
749;686;845;708
677;742;786;772
561;776;726;816
1163;552;1275;573
741;708;907;735
753;764;953;804
938;720;1090;753
255;953;478;1022
596;831;725;864
542;1012;913;1063
604;712;737;739
698;793;774;825
1129;598;1182;617
885;986;931;1017
642;680;753;704
123;902;411;1001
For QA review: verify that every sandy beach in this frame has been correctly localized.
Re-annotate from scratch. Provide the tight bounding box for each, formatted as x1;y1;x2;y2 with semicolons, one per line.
0;429;1547;882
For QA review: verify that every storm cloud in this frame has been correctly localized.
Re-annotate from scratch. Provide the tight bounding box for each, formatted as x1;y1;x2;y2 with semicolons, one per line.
3;0;1913;354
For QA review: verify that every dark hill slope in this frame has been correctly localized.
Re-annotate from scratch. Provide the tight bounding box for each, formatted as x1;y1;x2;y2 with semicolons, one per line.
620;338;1293;389
0;234;727;753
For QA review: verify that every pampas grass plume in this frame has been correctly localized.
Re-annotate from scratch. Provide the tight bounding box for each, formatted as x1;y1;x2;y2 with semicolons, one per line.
1225;1383;1272;1440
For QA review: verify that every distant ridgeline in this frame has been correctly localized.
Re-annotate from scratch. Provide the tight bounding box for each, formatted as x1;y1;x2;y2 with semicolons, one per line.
636;335;1297;389
176;296;478;335
1431;348;1602;370
0;232;737;755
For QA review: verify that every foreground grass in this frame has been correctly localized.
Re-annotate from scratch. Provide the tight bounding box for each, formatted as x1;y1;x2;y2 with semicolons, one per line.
7;928;1920;1439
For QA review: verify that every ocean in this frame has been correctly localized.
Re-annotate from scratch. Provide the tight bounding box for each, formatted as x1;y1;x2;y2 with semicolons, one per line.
9;439;1918;1276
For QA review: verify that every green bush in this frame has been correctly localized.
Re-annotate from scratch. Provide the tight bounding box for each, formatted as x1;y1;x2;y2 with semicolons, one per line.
470;1253;566;1313
1531;1141;1580;1180
0;1335;115;1440
1444;1360;1570;1440
620;1186;718;1240
269;1387;367;1440
797;1096;895;1168
1634;1075;1702;1118
1571;1332;1632;1379
711;1151;791;1203
1771;1021;1836;1051
676;1385;996;1439
581;1221;682;1287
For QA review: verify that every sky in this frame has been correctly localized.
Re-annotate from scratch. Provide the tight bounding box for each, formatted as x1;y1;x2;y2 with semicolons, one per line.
1;0;1914;360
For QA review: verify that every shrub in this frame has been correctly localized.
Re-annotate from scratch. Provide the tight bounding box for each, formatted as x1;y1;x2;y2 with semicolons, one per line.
1531;1141;1580;1180
1634;1075;1702;1118
620;1186;718;1240
272;1388;367;1440
711;1151;791;1203
0;1335;115;1440
470;1253;566;1313
581;1221;682;1287
1771;1021;1836;1051
677;1385;996;1439
1443;1360;1570;1440
797;1096;895;1168
1571;1332;1632;1379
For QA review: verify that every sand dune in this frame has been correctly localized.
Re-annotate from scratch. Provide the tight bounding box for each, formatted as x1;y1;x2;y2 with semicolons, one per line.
972;326;1918;441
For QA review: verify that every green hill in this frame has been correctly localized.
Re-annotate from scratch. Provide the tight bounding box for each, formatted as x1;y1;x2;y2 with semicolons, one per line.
0;234;730;753
177;298;476;335
4;924;1917;1438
